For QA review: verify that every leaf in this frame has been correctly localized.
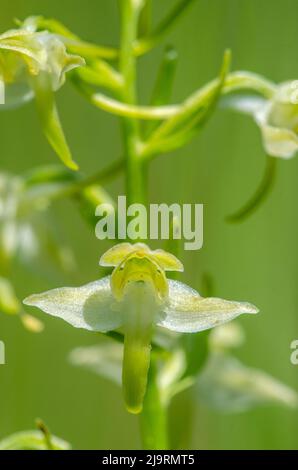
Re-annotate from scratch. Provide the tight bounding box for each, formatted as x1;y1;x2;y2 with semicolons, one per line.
138;0;152;37
145;45;178;137
135;0;196;55
32;73;79;170
157;279;259;333
23;276;123;332
142;49;231;158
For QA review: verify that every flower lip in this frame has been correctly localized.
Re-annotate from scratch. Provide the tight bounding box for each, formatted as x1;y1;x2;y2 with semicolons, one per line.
111;253;168;302
99;242;184;302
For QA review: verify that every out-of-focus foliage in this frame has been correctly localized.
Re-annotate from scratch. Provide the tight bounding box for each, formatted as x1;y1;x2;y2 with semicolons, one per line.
70;322;298;414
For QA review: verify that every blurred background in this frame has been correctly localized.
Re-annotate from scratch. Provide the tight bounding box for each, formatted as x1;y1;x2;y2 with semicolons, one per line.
0;0;298;449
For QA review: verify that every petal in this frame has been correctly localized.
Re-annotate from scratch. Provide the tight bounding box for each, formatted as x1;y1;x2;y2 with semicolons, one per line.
0;29;84;88
99;243;183;272
35;32;84;91
99;242;137;267
157;280;258;333
23;275;123;332
209;322;245;351
152;249;184;272
222;94;266;115
0;30;34;41
0;81;34;109
0;31;43;76
259;124;298;159
32;73;79;170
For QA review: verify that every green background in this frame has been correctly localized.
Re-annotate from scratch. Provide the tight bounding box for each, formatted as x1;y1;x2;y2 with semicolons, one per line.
0;0;298;449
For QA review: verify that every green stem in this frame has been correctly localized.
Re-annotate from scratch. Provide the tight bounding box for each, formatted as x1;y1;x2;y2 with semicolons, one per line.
71;158;124;193
119;0;147;207
35;419;54;450
118;0;169;449
73;71;275;123
135;0;196;56
85;90;178;120
24;159;123;204
140;359;168;450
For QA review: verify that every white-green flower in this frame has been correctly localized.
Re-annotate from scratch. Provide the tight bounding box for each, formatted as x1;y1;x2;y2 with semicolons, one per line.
0;171;77;332
197;353;298;412
70;323;298;414
227;80;298;159
23;242;258;413
197;324;298;412
0;171;75;272
0;27;85;169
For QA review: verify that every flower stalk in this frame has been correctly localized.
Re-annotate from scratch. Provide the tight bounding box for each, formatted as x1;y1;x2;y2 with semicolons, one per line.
119;0;147;207
1;0;285;451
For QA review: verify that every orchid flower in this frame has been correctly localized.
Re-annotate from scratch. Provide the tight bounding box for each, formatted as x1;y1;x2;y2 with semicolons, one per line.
23;242;258;413
197;323;298;411
224;81;298;221
227;80;298;159
0;27;85;169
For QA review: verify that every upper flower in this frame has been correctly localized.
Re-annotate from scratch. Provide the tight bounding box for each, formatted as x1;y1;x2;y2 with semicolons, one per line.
228;80;298;159
0;26;85;169
23;242;258;413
